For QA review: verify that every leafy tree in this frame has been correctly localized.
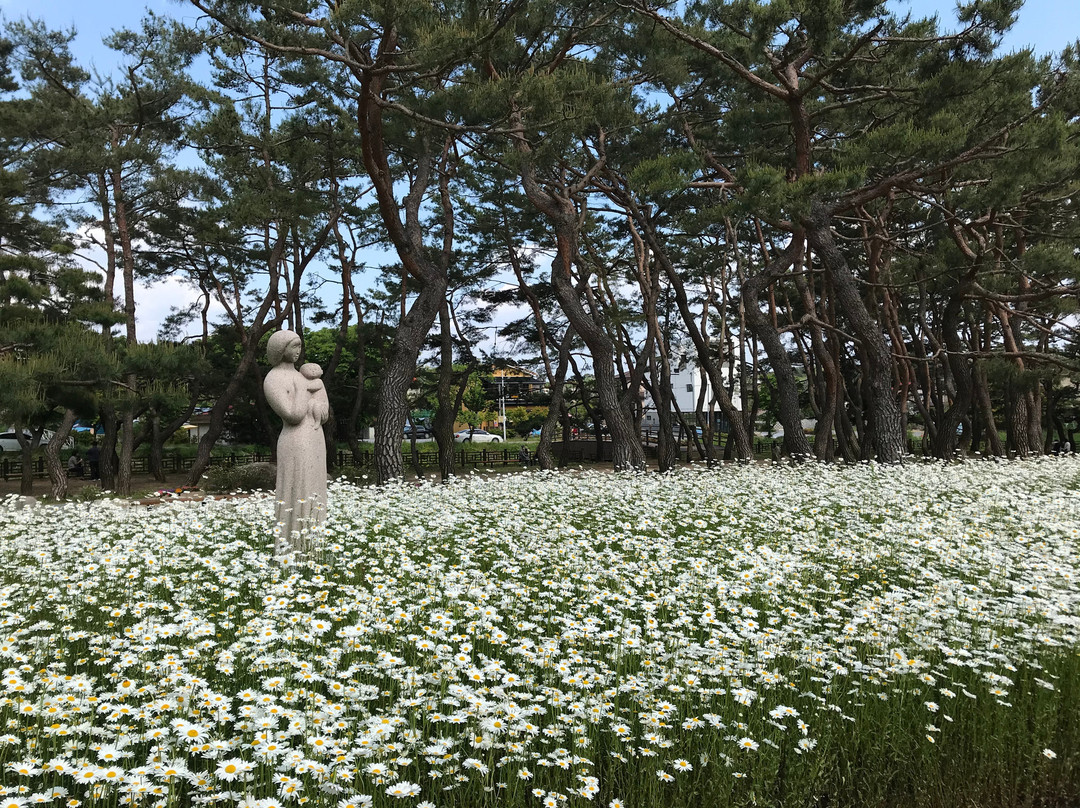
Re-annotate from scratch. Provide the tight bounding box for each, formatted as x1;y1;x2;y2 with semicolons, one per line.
9;15;200;492
0;29;120;497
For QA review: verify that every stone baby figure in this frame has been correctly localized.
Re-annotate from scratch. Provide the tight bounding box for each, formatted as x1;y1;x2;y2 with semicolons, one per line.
299;363;330;431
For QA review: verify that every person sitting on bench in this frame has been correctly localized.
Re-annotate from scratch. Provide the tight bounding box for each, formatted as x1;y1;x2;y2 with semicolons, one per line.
67;451;84;478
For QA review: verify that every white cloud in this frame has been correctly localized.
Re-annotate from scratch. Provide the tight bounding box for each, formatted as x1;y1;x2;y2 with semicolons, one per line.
135;276;226;342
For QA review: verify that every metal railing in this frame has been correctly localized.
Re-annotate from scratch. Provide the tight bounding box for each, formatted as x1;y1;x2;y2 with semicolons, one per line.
1;447;587;482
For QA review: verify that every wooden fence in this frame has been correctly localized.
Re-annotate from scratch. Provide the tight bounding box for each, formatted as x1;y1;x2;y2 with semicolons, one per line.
1;446;589;482
641;431;926;459
2;434;936;482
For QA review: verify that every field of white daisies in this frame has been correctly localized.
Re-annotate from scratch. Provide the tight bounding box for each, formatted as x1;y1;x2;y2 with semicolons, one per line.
0;459;1078;808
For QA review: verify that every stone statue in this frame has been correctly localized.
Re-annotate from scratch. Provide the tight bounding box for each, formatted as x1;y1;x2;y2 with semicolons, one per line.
264;330;329;553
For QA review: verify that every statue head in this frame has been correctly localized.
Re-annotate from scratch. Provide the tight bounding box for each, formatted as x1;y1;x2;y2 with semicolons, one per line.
267;330;302;366
299;362;322;380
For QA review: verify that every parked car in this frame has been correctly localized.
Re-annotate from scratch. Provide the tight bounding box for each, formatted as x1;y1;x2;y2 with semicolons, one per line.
0;431;34;452
404;423;433;439
0;429;74;452
454;428;501;443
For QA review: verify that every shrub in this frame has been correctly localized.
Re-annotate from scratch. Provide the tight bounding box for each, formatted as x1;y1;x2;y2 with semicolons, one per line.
233;462;276;491
202;461;276;492
200;464;234;492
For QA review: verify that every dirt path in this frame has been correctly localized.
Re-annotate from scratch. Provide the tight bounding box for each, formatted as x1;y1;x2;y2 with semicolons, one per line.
0;472;193;500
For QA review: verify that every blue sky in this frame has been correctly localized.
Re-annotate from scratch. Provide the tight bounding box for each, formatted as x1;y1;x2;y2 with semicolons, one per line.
4;0;1077;70
1;0;197;70
904;0;1080;55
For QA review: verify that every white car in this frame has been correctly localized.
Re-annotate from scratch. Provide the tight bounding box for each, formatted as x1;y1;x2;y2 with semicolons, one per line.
0;430;74;452
454;428;501;443
0;431;35;452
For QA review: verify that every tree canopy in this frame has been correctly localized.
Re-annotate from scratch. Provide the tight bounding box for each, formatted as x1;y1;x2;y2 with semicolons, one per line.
2;0;1079;492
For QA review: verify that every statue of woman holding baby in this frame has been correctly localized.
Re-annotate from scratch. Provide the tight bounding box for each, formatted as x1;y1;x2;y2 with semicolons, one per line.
264;330;330;553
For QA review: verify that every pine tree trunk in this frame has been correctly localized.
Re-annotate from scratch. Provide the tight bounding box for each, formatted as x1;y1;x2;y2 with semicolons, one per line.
117;404;136;496
969;404;984;455
13;425;41;496
651;352;679;473
793;274;837;461
97;171;117;337
189;402;231;486
808;206;904;463
742;242;813;458
558;409;572;467
99;408;119;491
651;234;752;459
1048;383;1067;451
537;329;574;471
931;293;973;458
833;393;857;461
46;410;79;501
344;322;369;465
1009;386;1031;458
355;69;456;484
906;304;938;454
408;424;422;479
1027;387;1043;456
109;137;140;497
150;404;195;484
508;243;565;472
434;301;457;482
149;413;166;484
512;122;643;471
373;281;446;484
548;228;644;471
973;363;1003;456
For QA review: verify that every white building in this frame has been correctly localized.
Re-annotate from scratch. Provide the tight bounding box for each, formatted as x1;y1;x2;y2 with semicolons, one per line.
640;355;742;434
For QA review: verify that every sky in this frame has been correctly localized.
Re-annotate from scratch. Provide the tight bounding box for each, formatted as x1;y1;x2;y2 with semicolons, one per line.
2;0;1077;341
7;0;1075;66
